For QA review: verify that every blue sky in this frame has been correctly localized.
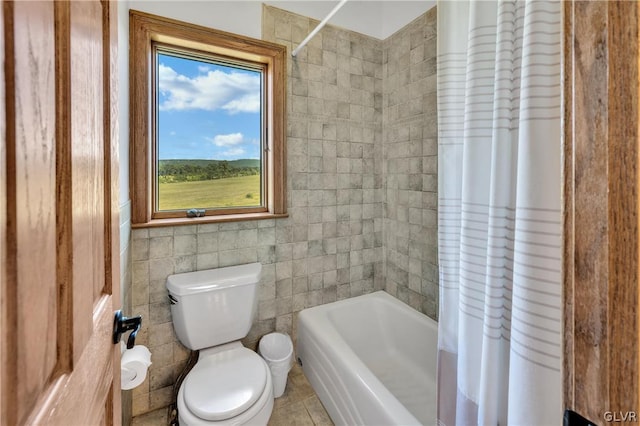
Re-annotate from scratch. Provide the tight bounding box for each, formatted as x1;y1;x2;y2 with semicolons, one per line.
157;53;262;160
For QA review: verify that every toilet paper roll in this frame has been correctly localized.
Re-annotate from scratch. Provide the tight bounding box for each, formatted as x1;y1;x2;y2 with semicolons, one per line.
121;345;152;390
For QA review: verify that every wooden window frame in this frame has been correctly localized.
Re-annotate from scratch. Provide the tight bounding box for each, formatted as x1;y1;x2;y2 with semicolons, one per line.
129;10;287;227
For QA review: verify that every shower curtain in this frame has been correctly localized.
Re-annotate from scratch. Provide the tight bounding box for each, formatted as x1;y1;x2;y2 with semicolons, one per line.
436;1;561;425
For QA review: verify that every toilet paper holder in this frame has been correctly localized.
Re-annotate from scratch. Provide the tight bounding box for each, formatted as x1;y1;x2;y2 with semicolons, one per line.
113;310;142;349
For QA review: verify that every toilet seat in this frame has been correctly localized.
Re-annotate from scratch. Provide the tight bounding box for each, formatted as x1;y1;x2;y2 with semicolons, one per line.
184;347;268;421
178;346;274;426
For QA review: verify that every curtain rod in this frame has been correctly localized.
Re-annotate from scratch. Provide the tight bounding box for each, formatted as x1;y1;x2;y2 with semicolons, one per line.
291;0;348;57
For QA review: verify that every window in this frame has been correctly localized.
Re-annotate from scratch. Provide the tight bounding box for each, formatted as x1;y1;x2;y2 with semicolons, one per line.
129;11;287;226
154;49;265;212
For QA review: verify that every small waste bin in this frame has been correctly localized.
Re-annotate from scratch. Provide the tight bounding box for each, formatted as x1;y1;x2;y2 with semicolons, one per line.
258;332;293;398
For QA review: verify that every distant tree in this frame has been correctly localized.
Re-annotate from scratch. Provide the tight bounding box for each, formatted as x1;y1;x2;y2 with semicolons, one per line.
158;159;259;184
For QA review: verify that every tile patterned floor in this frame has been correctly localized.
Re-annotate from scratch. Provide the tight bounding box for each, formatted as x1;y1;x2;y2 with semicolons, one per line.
268;363;333;426
131;363;333;426
131;407;168;426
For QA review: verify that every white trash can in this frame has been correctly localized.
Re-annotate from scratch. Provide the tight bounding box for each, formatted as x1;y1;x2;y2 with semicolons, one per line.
258;332;293;398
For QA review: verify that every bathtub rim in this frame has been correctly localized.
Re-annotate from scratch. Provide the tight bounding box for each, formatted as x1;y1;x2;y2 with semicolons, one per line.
296;290;438;425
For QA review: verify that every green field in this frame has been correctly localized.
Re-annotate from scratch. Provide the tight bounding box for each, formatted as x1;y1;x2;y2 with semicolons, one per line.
158;175;261;211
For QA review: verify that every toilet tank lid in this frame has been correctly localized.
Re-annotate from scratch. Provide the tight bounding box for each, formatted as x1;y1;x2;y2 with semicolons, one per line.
166;263;262;297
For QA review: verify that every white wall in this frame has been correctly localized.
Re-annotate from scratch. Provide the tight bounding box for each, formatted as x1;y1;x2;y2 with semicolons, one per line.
118;0;130;205
380;1;436;39
128;1;264;39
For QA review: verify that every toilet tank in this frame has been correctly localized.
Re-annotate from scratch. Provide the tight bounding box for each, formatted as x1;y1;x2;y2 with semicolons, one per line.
166;263;261;350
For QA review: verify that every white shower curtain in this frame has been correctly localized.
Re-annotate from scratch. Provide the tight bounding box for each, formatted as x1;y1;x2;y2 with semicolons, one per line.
436;1;561;425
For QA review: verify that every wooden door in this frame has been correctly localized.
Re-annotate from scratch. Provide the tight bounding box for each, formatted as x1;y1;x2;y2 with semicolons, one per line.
1;1;121;425
563;1;640;423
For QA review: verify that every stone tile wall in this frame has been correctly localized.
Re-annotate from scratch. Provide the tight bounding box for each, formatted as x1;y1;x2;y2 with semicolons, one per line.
129;5;385;417
382;8;438;318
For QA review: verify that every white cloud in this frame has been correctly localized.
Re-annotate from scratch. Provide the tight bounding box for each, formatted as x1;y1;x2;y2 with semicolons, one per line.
169;131;176;136
222;96;260;114
158;64;260;114
211;133;244;147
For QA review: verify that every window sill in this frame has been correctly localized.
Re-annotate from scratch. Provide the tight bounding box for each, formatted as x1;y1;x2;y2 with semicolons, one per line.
131;212;289;229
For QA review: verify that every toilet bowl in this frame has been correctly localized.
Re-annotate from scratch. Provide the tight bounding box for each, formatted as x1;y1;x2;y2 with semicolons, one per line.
166;263;273;425
176;343;274;425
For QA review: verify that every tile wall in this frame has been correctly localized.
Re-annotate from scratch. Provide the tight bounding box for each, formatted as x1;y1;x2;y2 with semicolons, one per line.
382;8;438;318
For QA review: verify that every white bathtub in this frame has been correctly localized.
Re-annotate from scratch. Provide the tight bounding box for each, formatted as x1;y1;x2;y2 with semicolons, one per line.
296;291;438;426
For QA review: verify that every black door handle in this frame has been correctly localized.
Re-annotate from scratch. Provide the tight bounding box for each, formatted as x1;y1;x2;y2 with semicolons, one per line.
113;310;142;349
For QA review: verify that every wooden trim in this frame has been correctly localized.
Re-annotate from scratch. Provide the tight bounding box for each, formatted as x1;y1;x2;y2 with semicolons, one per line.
152;41;269;75
564;3;611;417
130;10;286;62
563;1;640;420
129;10;151;224
0;1;4;423
129;10;287;226
132;212;288;229
0;2;12;425
561;0;575;412
153;206;268;220
607;1;639;416
54;0;73;376
103;0;121;423
271;43;287;214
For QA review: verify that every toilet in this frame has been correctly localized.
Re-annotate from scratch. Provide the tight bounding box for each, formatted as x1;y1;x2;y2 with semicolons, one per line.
166;263;273;425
